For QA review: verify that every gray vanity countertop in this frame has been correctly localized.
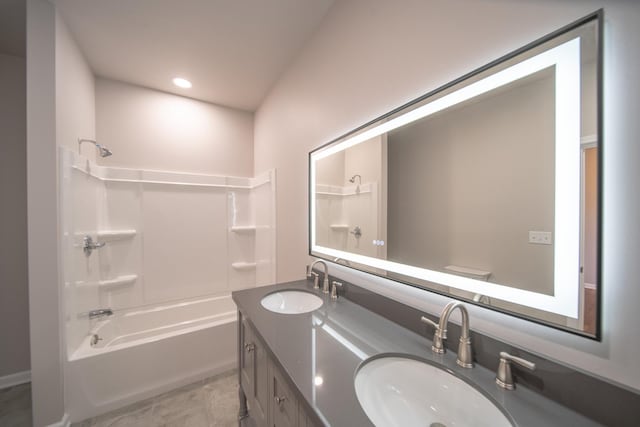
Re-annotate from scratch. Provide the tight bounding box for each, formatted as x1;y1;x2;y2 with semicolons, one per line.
232;280;602;427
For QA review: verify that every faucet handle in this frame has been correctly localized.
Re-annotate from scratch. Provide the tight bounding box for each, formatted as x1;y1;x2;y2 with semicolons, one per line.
420;316;445;354
420;315;438;329
496;351;536;390
311;272;320;289
306;265;312;278
331;281;343;300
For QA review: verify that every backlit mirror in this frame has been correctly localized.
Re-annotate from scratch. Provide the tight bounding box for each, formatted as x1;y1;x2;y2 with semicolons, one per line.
309;12;601;338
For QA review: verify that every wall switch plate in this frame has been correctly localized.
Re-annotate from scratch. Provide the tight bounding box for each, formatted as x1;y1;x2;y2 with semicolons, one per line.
529;231;552;245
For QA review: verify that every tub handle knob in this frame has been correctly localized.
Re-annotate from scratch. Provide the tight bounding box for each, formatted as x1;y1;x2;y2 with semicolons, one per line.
274;396;286;405
244;343;255;352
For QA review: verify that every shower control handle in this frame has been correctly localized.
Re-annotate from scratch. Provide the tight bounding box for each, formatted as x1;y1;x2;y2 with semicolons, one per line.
274;396;286;405
244;343;255;353
83;235;106;257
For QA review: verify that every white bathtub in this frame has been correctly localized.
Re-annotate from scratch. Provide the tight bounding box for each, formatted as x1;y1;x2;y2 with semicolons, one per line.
66;294;238;423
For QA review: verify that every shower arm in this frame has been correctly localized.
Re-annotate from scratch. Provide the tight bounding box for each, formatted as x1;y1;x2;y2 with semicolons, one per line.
78;138;98;150
78;138;112;157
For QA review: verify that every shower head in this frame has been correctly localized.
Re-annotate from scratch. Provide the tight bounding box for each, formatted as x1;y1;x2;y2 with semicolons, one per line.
78;138;113;158
97;144;112;157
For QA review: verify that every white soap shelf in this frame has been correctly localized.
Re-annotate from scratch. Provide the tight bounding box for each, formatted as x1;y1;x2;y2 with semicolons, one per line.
230;225;257;234
97;230;137;241
74;229;136;242
231;262;257;271
98;274;138;289
329;224;350;231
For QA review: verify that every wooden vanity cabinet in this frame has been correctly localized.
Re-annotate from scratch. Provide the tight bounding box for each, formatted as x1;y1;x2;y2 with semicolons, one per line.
239;313;320;427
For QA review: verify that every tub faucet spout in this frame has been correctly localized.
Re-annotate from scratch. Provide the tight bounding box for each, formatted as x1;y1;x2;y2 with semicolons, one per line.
89;308;113;320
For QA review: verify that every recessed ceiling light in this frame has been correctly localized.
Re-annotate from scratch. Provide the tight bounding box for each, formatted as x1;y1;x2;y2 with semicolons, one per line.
172;77;192;89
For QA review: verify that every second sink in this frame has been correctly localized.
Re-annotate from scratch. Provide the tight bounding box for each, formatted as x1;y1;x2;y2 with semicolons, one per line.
260;290;323;314
354;355;513;427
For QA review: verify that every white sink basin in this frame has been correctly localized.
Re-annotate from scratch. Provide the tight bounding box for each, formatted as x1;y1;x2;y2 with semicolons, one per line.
355;356;513;427
260;291;323;314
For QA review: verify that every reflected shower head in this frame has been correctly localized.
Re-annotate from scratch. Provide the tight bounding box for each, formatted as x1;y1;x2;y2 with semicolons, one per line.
349;174;362;194
78;138;113;158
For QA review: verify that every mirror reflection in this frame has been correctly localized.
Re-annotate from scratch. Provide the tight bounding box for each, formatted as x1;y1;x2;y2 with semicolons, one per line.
310;16;600;337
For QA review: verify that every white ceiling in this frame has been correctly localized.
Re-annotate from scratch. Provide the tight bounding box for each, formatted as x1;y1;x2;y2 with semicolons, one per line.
0;0;25;57
53;0;334;111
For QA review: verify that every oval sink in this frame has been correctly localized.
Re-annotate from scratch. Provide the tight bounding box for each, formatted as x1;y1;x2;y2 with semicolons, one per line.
355;356;513;427
260;291;323;314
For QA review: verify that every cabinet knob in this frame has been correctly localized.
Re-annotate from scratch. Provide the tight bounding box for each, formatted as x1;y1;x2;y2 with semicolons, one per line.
244;343;255;352
274;396;286;405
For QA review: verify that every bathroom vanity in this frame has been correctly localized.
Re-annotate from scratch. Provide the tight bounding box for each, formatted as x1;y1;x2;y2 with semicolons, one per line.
232;279;603;427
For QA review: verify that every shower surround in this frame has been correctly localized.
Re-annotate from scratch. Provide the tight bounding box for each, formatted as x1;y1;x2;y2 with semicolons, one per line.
59;147;276;421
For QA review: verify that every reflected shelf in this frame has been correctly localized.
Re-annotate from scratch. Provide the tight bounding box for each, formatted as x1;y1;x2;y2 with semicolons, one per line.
230;225;257;234
96;229;137;242
231;262;257;271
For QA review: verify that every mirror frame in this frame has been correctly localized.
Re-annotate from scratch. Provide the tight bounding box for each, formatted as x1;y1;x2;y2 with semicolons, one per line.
308;10;603;340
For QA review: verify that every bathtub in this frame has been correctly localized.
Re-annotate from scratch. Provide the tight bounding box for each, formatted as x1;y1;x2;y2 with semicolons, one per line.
65;294;238;423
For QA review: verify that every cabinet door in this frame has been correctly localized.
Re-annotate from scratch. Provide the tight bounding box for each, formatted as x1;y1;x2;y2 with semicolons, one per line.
253;333;270;427
270;361;298;427
297;403;321;427
240;319;268;427
240;318;254;395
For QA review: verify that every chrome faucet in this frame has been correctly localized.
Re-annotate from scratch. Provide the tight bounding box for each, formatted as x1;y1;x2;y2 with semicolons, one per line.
83;235;106;257
88;308;113;320
421;301;474;368
495;351;536;390
309;260;330;293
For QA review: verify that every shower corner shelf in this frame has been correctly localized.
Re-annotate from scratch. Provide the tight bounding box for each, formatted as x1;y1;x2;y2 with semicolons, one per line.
230;225;257;234
98;274;138;289
231;262;257;271
96;229;137;242
329;224;350;231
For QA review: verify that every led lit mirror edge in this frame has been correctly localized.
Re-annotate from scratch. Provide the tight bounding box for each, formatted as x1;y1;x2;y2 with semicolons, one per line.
307;10;603;340
312;38;581;316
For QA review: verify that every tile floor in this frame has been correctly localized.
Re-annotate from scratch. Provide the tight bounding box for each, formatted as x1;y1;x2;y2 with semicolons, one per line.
0;382;32;427
0;370;239;427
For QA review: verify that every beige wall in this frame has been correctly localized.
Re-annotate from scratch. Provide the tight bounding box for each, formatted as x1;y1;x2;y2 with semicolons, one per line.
387;72;555;294
316;150;345;186
0;53;30;378
56;12;96;160
255;0;640;392
27;0;65;425
96;78;254;176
